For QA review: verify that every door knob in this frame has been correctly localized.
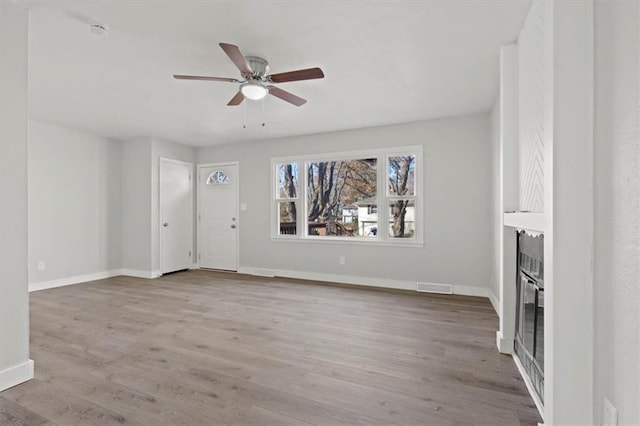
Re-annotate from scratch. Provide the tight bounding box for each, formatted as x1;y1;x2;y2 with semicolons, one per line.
163;222;169;227
230;224;236;229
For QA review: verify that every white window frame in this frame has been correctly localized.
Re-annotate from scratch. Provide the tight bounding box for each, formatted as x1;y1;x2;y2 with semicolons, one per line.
274;162;301;239
271;145;423;247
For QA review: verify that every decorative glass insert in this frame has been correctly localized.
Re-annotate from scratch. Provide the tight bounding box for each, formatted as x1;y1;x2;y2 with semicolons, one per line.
206;170;230;185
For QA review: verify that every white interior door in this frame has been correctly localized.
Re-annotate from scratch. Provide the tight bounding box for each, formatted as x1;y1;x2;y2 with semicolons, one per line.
199;163;238;271
160;158;193;275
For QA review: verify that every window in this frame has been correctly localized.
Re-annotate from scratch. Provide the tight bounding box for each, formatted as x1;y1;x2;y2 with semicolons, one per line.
307;158;377;237
275;163;299;235
387;155;416;238
272;146;422;245
206;170;230;185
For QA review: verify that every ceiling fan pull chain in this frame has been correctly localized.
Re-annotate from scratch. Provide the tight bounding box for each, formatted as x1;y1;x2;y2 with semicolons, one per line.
262;97;266;127
242;100;247;129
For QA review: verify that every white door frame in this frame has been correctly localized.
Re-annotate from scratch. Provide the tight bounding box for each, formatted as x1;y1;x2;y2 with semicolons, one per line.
159;157;194;275
197;161;240;270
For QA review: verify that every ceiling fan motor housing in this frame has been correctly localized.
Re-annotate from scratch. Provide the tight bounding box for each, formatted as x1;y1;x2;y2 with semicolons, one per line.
244;56;269;79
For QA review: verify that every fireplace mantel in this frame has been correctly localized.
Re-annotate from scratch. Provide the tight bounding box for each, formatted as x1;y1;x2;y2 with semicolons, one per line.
504;212;545;233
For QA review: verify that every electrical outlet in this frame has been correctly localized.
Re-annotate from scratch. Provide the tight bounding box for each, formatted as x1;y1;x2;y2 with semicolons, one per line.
339;256;346;265
603;398;618;426
37;261;45;271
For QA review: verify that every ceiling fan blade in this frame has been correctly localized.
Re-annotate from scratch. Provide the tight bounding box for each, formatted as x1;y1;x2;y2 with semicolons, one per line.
174;75;239;83
219;43;253;75
227;91;245;106
267;86;307;106
269;67;324;83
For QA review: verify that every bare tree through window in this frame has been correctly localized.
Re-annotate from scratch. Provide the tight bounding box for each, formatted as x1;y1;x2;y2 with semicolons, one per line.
388;155;416;238
307;158;377;237
277;163;298;235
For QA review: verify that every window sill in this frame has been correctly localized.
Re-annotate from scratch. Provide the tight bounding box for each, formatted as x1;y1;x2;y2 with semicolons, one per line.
270;236;424;248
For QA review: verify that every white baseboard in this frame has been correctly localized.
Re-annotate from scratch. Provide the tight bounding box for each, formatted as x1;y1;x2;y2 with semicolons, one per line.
118;269;156;279
243;267;276;278
237;266;492;299
489;291;500;315
0;359;33;392
453;284;491;298
29;269;159;291
29;270;123;292
496;331;514;354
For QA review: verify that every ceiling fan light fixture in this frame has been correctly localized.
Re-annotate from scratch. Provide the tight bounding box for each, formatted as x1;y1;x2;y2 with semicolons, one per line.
240;81;268;100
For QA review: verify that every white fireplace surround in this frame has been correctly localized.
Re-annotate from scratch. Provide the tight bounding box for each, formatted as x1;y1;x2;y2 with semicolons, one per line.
494;1;597;423
503;212;545;234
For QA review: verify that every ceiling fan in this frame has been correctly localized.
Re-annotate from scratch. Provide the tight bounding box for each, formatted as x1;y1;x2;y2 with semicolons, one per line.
174;43;324;107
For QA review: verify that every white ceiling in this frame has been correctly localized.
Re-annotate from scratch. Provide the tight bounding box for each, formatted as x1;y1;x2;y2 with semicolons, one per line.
24;1;530;147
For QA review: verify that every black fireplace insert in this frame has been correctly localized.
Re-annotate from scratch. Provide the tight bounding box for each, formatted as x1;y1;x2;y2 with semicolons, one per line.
514;230;544;404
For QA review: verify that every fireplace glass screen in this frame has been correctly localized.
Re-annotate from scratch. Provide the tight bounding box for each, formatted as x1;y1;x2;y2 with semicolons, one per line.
514;231;544;405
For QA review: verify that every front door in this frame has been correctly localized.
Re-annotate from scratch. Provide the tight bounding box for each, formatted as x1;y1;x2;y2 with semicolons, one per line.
198;163;238;271
160;158;193;275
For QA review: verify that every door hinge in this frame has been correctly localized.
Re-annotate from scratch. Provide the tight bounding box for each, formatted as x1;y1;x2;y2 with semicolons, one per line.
188;251;192;257
189;174;192;181
198;253;201;260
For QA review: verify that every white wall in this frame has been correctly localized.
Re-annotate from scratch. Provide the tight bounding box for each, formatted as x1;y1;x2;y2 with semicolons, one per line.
28;120;122;286
198;114;493;293
489;99;500;307
121;139;152;274
594;1;640;423
121;137;195;277
0;1;32;391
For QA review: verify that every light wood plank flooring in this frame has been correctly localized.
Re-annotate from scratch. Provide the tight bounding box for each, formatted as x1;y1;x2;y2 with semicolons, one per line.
0;270;542;425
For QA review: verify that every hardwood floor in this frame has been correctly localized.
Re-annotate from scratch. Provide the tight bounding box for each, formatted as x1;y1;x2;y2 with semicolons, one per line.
0;270;542;425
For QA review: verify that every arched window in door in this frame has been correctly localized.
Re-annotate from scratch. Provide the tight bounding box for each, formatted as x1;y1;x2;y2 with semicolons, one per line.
206;170;230;185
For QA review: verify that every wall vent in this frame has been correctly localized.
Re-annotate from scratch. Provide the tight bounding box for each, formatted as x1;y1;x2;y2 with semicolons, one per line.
416;282;453;294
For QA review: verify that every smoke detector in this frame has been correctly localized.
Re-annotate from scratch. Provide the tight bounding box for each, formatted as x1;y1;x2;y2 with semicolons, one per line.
89;22;109;38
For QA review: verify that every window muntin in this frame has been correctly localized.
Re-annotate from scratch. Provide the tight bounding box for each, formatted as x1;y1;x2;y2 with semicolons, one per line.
272;147;421;245
306;158;377;238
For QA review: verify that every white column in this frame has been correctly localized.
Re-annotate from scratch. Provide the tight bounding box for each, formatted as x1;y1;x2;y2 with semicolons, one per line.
497;44;519;354
544;0;595;423
0;1;33;391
